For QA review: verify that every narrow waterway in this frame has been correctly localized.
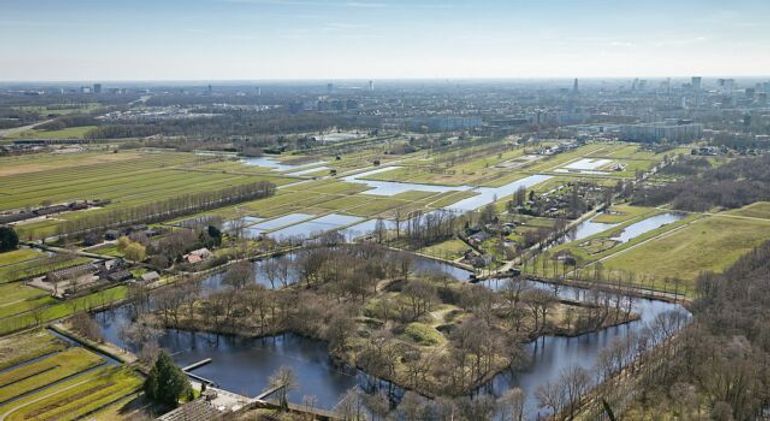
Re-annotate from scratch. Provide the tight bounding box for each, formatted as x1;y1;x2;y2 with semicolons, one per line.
93;255;688;418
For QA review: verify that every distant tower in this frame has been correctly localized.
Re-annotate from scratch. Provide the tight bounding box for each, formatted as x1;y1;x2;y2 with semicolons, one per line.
573;78;579;93
207;84;212;94
327;83;334;94
691;76;702;91
256;86;262;96
92;83;102;94
368;80;374;91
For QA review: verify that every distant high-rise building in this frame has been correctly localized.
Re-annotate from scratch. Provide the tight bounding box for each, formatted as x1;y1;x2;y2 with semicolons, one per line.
573;78;579;93
691;76;702;91
256;86;262;96
92;83;102;94
207;84;212;94
368;80;374;91
718;78;735;96
80;86;91;94
327;83;334;94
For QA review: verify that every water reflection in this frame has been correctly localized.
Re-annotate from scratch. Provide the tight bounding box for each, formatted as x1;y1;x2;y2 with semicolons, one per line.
95;255;688;418
610;212;684;243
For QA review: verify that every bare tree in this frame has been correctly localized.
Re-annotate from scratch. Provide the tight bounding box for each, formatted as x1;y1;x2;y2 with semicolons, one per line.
268;366;297;411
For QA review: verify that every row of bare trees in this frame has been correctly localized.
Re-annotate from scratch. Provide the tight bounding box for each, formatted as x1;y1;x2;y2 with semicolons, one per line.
55;181;275;238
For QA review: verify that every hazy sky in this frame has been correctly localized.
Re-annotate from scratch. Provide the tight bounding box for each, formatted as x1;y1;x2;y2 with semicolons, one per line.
1;0;769;81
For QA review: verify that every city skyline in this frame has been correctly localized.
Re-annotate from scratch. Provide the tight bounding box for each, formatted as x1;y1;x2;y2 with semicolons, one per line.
1;0;769;81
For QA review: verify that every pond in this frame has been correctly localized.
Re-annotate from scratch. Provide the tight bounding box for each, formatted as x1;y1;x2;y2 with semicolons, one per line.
342;168;552;213
250;213;316;231
242;156;326;172
445;174;553;213
95;307;365;409
94;254;688;418
342;167;467;196
553;215;618;245
610;212;685;243
269;214;363;240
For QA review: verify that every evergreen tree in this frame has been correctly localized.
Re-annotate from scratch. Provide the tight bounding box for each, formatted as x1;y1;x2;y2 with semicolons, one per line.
207;225;222;247
144;351;192;407
0;226;18;252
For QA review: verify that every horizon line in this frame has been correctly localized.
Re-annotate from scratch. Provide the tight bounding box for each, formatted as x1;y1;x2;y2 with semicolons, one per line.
2;74;770;85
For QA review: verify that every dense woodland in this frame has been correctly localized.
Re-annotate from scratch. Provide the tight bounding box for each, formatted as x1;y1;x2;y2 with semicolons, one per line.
633;154;770;211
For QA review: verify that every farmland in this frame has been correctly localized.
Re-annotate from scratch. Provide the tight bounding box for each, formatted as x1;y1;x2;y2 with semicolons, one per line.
0;151;296;239
0;286;127;335
0;331;142;421
0;248;90;283
0;134;758;418
0;330;68;371
0;152;294;211
0;347;104;404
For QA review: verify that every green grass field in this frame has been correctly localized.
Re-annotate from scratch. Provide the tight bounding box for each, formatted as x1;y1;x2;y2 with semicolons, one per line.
725;201;770;220
0;330;68;371
601;214;770;285
0;151;297;239
0;252;90;284
593;204;657;224
0;248;42;268
0;286;127;335
0;152;293;212
419;239;470;260
0;284;56;319
7;126;98;140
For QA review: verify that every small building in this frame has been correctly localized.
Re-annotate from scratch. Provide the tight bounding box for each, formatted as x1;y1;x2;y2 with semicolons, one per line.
144;228;160;237
46;264;98;283
104;229;121;241
468;231;490;245
157;399;224;421
106;270;133;282
103;259;124;272
183;248;212;264
141;271;160;283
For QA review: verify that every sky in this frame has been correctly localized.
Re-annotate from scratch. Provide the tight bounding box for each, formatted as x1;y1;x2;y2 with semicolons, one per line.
1;0;769;81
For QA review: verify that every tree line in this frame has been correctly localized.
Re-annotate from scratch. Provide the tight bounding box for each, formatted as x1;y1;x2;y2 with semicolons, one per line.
55;181;275;238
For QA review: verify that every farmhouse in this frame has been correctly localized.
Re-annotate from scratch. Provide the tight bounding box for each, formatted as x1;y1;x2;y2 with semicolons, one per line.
184;248;212;264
